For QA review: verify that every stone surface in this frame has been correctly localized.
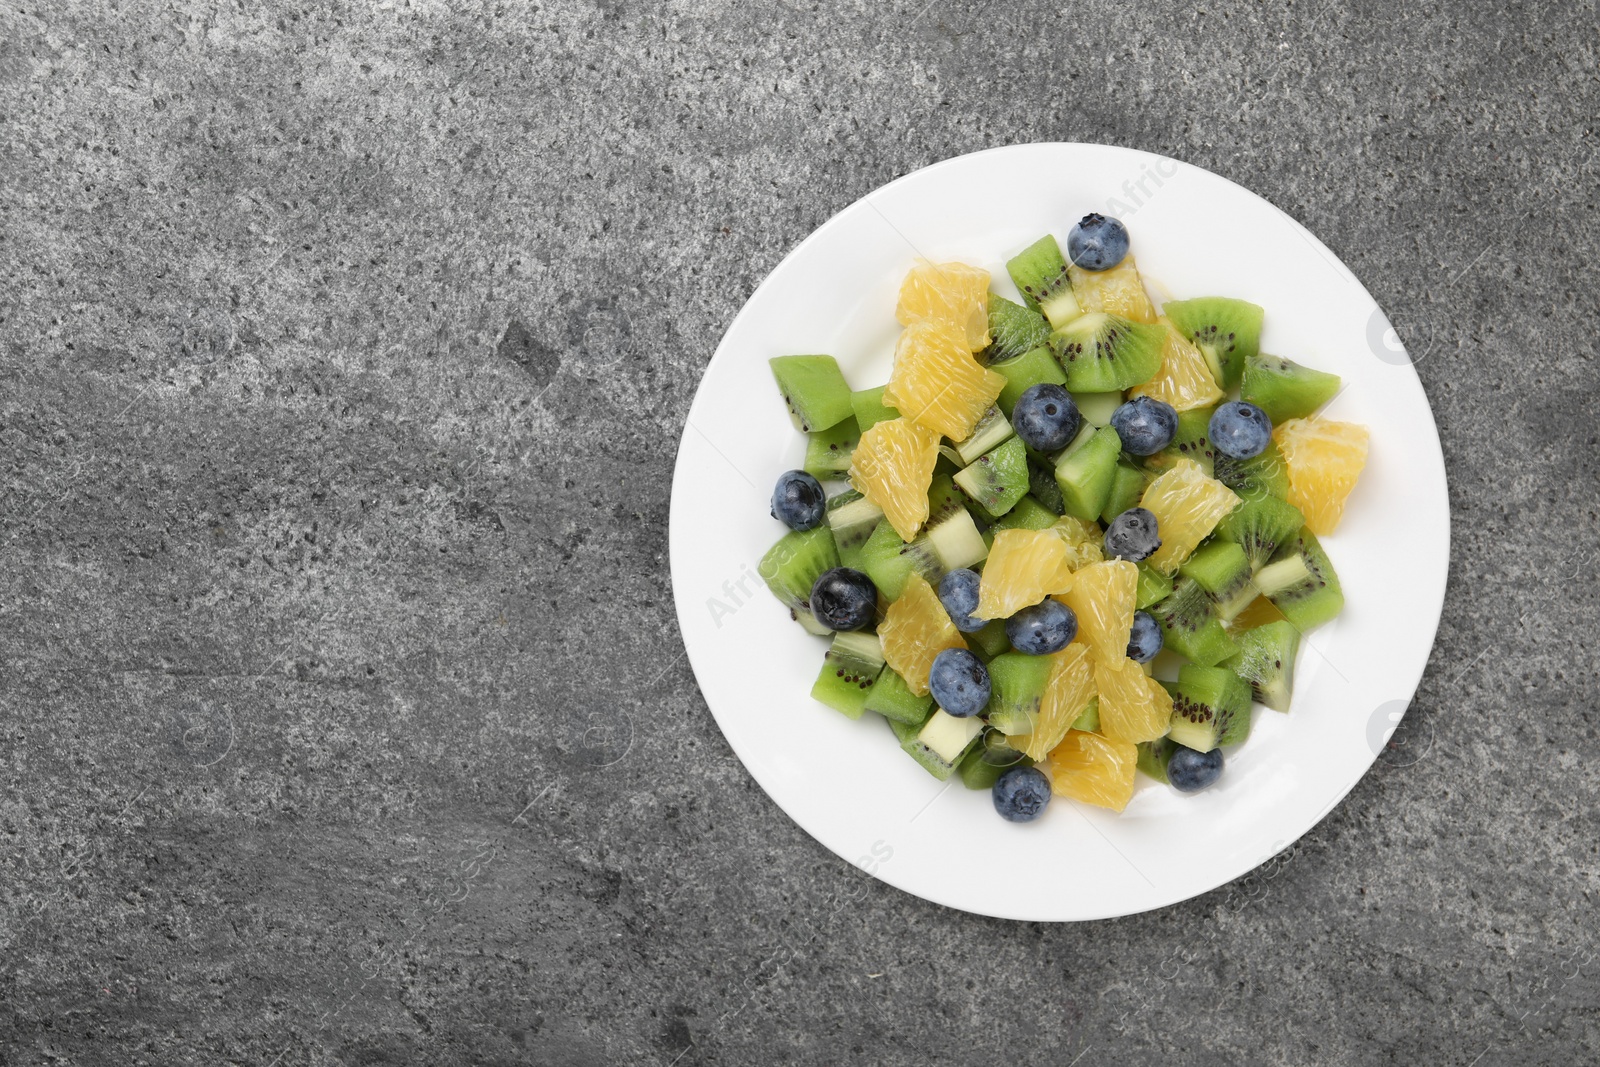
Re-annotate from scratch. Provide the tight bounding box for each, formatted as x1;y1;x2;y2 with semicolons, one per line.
2;1;1597;1064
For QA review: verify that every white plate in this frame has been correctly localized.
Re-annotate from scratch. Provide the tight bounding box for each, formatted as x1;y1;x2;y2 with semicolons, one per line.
669;143;1449;921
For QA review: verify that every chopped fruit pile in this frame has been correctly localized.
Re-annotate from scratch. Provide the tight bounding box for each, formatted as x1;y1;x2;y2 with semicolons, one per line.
759;212;1369;822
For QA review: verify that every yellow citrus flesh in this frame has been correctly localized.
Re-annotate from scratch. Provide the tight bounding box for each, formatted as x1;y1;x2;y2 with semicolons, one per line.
1061;559;1139;663
1068;256;1157;324
878;573;966;697
1018;644;1095;761
1139;458;1242;575
849;417;940;541
1129;320;1227;411
973;529;1076;621
1094;656;1173;744
896;261;991;352
885;321;1007;441
1050;515;1106;571
1274;416;1371;535
1048;730;1139;811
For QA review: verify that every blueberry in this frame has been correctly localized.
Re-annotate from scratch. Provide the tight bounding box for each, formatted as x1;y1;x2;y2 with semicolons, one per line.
1066;213;1130;272
1005;599;1077;655
937;568;987;633
992;765;1052;822
1109;396;1178;456
770;469;826;530
810;568;877;631
1012;383;1082;453
1209;401;1273;460
928;648;991;717
1126;610;1163;663
1103;507;1162;562
1167;746;1225;793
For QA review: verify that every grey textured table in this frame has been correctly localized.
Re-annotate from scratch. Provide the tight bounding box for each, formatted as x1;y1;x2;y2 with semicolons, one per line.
2;2;1595;1064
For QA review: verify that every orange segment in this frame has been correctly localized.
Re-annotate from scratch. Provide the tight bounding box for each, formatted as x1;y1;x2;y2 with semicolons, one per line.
1094;656;1172;744
1050;515;1106;571
1139;458;1241;575
878;573;966;697
1048;730;1138;811
1018;644;1095;761
1129;320;1227;411
896;261;991;351
849;417;940;541
1068;255;1157;323
973;529;1076;621
884;321;1006;441
1274;416;1370;535
1060;559;1139;662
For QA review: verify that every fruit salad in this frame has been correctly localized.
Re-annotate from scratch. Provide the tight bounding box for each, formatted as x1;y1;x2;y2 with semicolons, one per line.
759;214;1369;823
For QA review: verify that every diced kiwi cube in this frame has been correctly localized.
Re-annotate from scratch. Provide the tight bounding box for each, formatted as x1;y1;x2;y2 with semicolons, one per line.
770;354;853;433
802;417;860;479
991;346;1068;416
983;294;1053;365
954;436;1029;520
864;667;934;726
850;385;899;432
1054;425;1123;521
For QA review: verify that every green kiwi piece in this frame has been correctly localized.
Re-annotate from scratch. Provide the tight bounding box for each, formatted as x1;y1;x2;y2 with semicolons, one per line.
1100;461;1151;524
1148;578;1239;667
1049;313;1167;392
1214;495;1305;572
1144;406;1217;477
985;652;1055;735
1054;425;1123;521
983;294;1054;365
1072;391;1124;428
759;526;840;614
770;354;854;432
803;416;860;479
1135;563;1173;609
857;506;988;602
969;619;1012;661
1164;664;1253;752
865;667;934;726
1223;621;1301;711
1006;235;1082;328
957;729;1033;790
1241;354;1341;423
904;709;985;780
993;494;1061;533
1070;698;1100;733
1213;440;1291;501
1162;298;1264;391
826;490;884;570
1027;457;1067;515
857;519;919;601
927;472;967;526
1137;736;1176;783
1179;540;1256;622
944;406;1014;467
888;711;926;744
810;632;886;719
991;345;1069;415
850;385;899;432
1257;528;1344;631
955;437;1029;520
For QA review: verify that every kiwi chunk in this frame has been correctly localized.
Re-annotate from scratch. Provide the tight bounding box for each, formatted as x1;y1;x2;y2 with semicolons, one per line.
1143;406;1217;477
1224;621;1301;711
1214;495;1305;572
955;436;1029;520
803;416;860;479
1259;528;1344;631
864;667;934;726
1070;698;1101;733
1054;425;1123;521
770;354;853;433
1214;440;1291;501
810;632;886;719
985;652;1056;735
969;619;1012;660
904;709;985;780
1006;235;1081;328
991;346;1069;415
1162;298;1264;391
1049;313;1167;392
1027;456;1067;515
826;490;884;570
944;406;1014;467
957;732;1033;790
1100;462;1151;524
1136;736;1176;782
993;494;1060;533
1241;354;1341;423
857;507;987;602
1179;540;1256;622
1135;563;1174;609
1165;664;1253;752
850;385;899;432
1148;578;1239;667
1072;391;1124;427
983;294;1054;365
759;526;840;614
